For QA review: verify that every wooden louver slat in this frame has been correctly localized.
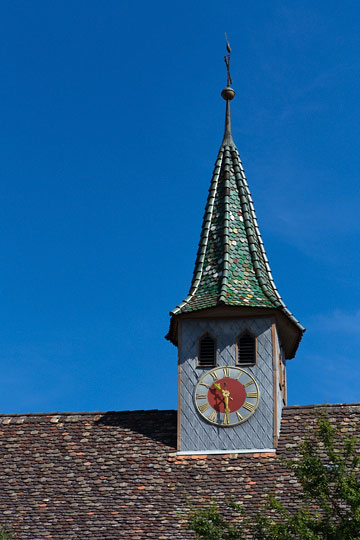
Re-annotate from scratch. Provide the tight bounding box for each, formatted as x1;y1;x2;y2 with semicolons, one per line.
199;335;216;367
238;332;256;365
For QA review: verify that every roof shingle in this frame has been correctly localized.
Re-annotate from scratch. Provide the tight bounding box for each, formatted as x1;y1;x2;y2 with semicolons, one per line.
0;404;358;539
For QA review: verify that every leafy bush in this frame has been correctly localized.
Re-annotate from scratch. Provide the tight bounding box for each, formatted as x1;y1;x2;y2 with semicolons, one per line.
188;414;360;540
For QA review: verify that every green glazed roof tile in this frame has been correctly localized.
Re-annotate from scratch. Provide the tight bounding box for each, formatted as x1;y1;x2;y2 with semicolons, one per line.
170;96;304;333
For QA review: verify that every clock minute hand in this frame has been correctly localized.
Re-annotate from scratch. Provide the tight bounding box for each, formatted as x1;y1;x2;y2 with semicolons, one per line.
223;390;230;413
213;384;231;413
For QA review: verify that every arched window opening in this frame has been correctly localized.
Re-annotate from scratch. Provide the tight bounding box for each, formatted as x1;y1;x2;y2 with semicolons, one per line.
237;331;256;365
198;334;216;368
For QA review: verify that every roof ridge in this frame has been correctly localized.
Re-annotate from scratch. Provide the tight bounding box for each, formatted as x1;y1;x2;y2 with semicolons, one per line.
218;146;232;303
231;146;304;331
231;147;278;307
171;146;224;315
0;409;176;418
283;402;360;411
0;405;358;422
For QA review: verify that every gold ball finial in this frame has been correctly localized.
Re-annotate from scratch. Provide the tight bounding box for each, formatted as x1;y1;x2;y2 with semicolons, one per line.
221;87;235;101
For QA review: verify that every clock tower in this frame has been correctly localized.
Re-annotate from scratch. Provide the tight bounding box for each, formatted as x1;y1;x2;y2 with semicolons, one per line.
166;47;304;455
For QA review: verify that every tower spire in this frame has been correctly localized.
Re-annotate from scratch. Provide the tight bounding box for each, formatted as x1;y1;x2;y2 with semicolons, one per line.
167;37;304;360
221;34;236;144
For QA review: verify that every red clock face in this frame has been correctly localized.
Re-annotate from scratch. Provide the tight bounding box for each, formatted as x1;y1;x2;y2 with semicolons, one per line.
207;378;246;413
194;366;260;426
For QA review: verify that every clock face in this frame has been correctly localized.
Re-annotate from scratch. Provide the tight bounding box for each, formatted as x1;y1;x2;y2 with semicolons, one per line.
194;366;260;427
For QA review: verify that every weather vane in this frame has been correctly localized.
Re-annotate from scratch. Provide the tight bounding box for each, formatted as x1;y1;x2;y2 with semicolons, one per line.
224;33;232;87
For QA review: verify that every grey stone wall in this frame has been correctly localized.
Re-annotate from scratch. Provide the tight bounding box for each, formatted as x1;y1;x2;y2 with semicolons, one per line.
179;317;276;453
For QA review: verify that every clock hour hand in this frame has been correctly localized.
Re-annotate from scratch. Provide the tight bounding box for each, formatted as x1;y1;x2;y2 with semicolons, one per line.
213;382;233;400
213;383;232;411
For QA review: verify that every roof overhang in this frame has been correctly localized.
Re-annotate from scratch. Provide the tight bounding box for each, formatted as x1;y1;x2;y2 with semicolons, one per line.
166;305;305;360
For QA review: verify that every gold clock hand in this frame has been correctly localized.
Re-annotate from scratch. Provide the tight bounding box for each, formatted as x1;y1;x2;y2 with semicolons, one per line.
213;384;232;416
224;394;230;413
213;383;228;397
213;383;232;424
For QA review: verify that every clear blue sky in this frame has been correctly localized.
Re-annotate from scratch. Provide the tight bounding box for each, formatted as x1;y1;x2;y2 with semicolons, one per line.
0;1;359;413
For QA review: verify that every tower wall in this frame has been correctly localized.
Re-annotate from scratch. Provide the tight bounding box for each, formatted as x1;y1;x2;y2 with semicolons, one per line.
178;317;283;453
273;327;284;440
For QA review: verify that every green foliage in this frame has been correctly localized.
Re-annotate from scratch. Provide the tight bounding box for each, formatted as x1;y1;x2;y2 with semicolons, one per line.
188;501;239;540
0;526;13;540
188;414;360;540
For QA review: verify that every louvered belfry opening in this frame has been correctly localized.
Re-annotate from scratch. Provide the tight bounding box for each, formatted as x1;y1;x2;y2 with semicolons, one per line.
198;334;216;368
237;331;256;365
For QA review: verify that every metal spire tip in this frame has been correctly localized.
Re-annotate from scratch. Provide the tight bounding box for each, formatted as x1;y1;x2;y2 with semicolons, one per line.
222;33;235;101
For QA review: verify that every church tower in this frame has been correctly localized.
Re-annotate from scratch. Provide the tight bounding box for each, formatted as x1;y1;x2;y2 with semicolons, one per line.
167;45;304;455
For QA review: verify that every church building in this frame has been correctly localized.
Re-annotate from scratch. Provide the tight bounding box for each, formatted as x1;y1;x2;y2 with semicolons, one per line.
0;52;358;540
167;82;304;456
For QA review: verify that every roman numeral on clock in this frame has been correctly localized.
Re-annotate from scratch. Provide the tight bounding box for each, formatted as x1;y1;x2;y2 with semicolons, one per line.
243;401;255;412
223;413;230;425
210;371;218;381
196;393;207;400
201;382;210;388
236;412;244;421
223;367;231;377
246;392;257;398
209;411;217;423
198;403;209;413
244;380;254;387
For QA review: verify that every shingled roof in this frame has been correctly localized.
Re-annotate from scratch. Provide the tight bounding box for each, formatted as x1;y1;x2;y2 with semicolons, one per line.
168;92;304;351
0;403;359;539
